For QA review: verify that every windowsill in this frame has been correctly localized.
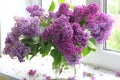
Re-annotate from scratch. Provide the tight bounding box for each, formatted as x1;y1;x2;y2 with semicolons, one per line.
0;55;120;80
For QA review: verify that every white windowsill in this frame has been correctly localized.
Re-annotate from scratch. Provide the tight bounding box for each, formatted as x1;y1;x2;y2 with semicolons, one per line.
0;55;120;80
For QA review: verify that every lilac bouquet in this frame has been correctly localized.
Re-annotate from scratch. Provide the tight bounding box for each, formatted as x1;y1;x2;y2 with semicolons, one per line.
3;2;113;73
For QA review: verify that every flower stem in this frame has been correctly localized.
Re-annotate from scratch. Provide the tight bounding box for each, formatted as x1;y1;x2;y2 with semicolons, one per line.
59;64;64;75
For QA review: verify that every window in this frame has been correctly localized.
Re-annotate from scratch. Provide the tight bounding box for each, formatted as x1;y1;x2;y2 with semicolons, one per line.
105;0;120;52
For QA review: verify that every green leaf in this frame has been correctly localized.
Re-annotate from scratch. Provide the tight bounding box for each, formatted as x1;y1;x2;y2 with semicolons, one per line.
89;38;96;45
20;37;33;45
70;5;74;10
50;49;63;71
88;40;96;49
64;66;69;70
40;19;48;27
33;37;40;43
88;38;97;52
82;46;91;57
26;53;29;60
48;1;55;12
30;44;39;60
40;42;51;57
79;18;86;26
58;0;65;4
87;73;93;77
82;38;97;57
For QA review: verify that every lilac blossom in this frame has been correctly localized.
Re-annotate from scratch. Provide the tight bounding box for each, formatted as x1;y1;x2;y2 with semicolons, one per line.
56;3;70;17
14;17;40;38
83;71;95;80
68;11;75;23
48;12;56;19
61;22;73;41
115;71;120;77
22;17;40;37
11;41;30;62
73;5;87;23
42;26;53;41
26;5;44;17
72;23;89;48
88;13;114;44
4;40;31;62
87;3;99;16
58;41;81;55
68;77;76;80
28;69;37;76
42;74;51;80
73;3;99;24
45;76;51;80
15;17;30;28
53;15;69;27
64;53;82;65
3;17;40;62
12;17;28;37
22;78;27;80
51;15;72;44
83;71;87;77
5;33;18;44
12;24;23;37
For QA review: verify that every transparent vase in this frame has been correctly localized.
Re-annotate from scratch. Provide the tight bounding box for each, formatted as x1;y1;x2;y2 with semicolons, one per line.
53;65;77;80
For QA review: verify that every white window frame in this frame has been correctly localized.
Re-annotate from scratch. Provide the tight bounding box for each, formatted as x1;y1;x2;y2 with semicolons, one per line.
81;0;120;71
0;0;1;57
0;18;1;57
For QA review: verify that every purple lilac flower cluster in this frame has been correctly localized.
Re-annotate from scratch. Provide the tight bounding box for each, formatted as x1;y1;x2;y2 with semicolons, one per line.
3;17;41;62
42;4;91;65
26;5;44;17
56;3;70;17
73;3;99;24
68;77;76;80
83;71;95;80
88;13;114;43
42;3;113;65
42;74;52;80
28;69;37;76
3;3;113;67
115;71;120;77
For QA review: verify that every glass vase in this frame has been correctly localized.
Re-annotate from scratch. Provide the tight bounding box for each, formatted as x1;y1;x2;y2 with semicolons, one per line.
53;65;77;80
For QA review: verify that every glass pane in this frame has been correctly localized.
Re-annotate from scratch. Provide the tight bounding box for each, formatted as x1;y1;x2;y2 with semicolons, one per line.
106;0;120;51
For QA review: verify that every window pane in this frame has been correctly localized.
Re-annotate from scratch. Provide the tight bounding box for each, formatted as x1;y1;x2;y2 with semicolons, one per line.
106;0;120;51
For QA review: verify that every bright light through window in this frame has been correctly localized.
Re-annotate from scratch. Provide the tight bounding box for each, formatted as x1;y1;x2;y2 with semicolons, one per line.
42;0;86;11
105;0;120;52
